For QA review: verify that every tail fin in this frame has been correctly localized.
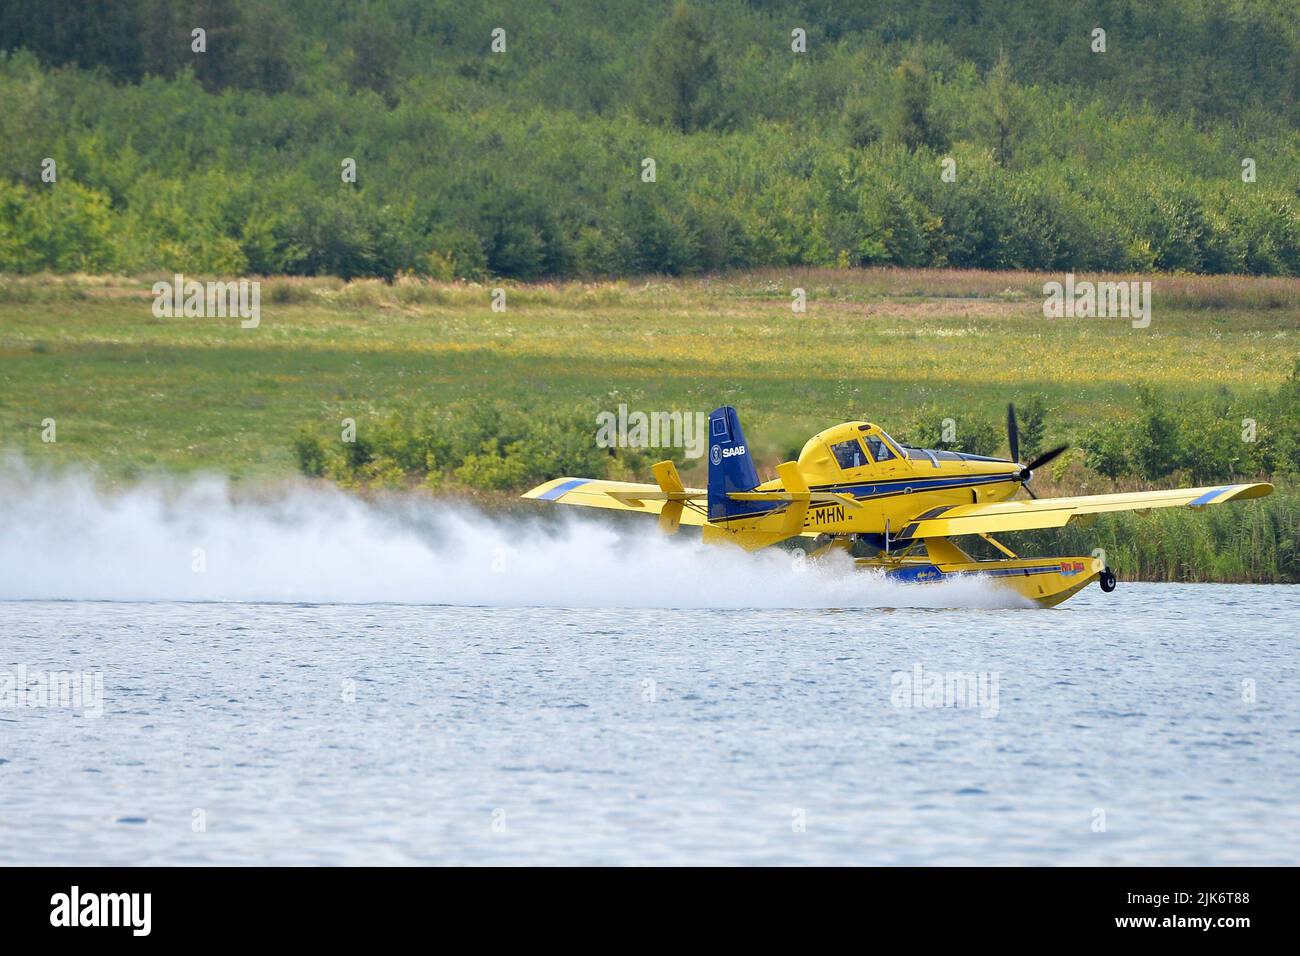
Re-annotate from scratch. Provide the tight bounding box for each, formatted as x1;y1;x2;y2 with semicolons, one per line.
707;406;763;521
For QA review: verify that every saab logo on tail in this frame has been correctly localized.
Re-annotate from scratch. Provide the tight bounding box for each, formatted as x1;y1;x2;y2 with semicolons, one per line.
711;444;745;465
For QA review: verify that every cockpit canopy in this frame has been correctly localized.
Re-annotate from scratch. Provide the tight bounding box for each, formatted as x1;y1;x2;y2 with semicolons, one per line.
829;432;900;469
800;419;1012;476
799;422;909;475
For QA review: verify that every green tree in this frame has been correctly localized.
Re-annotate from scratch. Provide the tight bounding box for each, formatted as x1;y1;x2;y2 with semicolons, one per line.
344;13;401;104
1134;387;1185;480
889;59;947;153
191;0;244;92
978;49;1027;168
641;3;719;133
1016;393;1050;461
843;98;883;149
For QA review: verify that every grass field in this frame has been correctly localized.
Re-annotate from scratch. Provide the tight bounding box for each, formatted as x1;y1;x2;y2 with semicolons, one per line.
2;269;1297;484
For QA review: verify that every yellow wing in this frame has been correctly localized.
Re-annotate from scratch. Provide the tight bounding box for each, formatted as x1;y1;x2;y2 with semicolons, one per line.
522;464;833;542
897;483;1273;539
521;476;710;528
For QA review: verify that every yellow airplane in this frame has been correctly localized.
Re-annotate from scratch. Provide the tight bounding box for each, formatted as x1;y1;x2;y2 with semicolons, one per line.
523;406;1273;607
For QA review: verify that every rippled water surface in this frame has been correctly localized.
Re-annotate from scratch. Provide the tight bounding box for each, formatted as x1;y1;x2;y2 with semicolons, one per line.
3;584;1297;865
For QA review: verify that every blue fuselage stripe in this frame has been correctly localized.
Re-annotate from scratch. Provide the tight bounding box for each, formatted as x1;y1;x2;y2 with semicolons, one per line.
712;476;1013;528
809;473;1011;498
710;473;1014;523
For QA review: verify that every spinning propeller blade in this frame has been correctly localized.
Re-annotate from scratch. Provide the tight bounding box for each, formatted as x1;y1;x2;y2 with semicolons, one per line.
1026;444;1069;473
1007;403;1068;497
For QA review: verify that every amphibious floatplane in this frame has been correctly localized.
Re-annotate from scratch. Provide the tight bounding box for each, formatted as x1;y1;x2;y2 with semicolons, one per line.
523;406;1272;607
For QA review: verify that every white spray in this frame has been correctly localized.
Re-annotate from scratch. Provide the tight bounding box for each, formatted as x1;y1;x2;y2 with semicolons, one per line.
0;461;1024;609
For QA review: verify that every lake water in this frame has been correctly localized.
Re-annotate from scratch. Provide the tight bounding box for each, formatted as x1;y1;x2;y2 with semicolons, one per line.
1;468;1297;864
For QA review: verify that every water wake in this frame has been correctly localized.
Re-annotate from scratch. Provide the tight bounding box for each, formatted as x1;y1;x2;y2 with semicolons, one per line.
0;463;1024;608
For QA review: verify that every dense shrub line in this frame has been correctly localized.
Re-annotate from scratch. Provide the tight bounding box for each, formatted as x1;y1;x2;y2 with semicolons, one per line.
292;401;670;492
301;369;1300;492
898;368;1300;484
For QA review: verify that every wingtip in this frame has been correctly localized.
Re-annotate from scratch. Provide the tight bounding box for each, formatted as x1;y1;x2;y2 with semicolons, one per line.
1233;482;1274;501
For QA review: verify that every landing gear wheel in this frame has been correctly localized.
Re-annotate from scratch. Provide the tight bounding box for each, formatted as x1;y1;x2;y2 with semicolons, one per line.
1099;568;1117;592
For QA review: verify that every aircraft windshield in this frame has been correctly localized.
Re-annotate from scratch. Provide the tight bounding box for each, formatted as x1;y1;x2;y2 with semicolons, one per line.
879;430;907;458
864;434;897;463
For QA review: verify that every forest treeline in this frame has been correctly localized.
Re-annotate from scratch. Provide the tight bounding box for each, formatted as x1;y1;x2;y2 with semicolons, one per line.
3;0;1299;279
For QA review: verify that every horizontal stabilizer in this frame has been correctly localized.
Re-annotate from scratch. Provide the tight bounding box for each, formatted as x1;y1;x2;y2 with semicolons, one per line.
604;490;704;503
521;476;709;527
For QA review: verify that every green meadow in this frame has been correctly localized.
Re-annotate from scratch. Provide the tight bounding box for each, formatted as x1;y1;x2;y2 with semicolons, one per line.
2;269;1295;477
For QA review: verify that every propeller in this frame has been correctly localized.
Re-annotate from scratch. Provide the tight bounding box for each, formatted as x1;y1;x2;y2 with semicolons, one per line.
1025;444;1069;473
1006;403;1068;499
